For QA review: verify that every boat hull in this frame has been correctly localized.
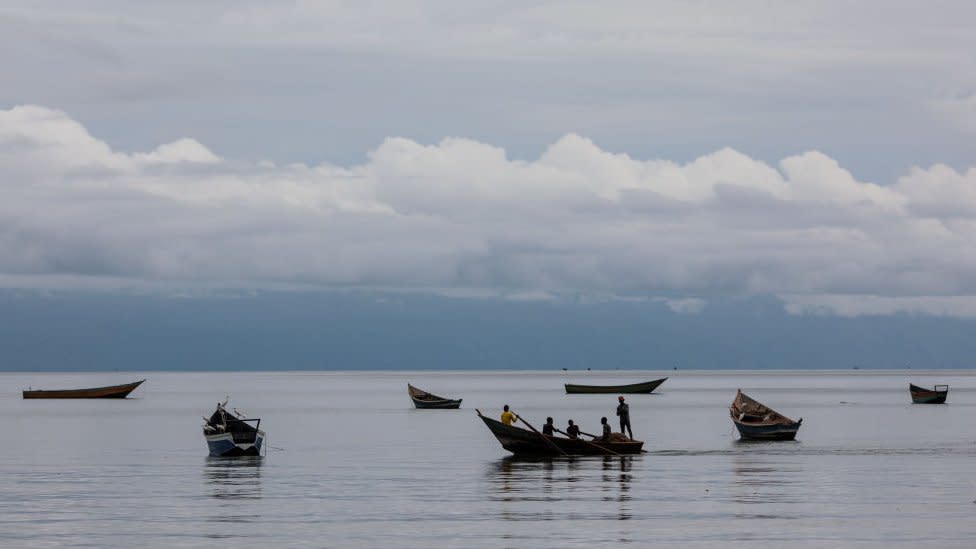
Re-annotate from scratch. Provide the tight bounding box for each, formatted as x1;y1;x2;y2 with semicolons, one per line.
565;377;667;394
732;420;801;441
412;397;462;409
23;379;145;399
910;384;948;404
205;431;265;457
478;415;643;456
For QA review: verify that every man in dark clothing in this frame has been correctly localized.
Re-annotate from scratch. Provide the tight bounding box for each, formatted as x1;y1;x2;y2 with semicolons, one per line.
542;416;555;436
616;396;633;439
599;416;611;441
566;419;580;439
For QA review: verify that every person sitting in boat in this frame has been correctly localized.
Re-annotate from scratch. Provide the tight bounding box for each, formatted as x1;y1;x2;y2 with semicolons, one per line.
500;405;517;426
566;419;580;439
597;416;611;442
542;416;555;436
616;395;633;439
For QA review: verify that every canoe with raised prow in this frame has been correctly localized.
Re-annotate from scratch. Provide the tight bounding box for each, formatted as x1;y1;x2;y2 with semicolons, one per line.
910;383;948;404
729;389;802;441
408;383;462;409
564;377;667;394
23;379;146;399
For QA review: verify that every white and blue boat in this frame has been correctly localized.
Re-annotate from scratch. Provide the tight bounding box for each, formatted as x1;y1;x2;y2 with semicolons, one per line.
203;401;265;457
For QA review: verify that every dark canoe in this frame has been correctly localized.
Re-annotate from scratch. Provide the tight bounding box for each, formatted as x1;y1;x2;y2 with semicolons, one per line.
910;383;948;404
23;379;145;399
564;377;667;394
477;412;644;456
729;389;801;441
408;383;462;409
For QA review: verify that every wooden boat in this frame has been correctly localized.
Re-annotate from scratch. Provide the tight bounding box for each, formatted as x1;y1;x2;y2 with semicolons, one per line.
203;401;265;457
408;383;462;409
22;379;145;399
729;389;802;441
476;410;644;456
564;377;667;394
910;383;948;404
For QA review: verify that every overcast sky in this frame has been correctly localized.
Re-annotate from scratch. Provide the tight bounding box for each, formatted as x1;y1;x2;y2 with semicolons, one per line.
2;1;976;317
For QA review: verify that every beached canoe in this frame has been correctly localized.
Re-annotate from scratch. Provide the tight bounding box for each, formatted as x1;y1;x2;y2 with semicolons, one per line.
729;389;802;441
203;401;265;457
476;411;643;456
408;383;462;409
564;377;667;394
22;379;145;399
910;383;948;404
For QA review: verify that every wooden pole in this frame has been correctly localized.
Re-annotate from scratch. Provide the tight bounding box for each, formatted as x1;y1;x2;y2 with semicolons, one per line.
515;413;569;457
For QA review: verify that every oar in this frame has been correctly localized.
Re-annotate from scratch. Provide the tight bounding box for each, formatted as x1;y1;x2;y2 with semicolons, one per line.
558;427;622;457
515;413;569;457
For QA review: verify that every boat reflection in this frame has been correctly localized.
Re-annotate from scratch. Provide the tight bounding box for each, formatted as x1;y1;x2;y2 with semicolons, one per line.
203;457;263;526
730;454;802;519
489;455;636;524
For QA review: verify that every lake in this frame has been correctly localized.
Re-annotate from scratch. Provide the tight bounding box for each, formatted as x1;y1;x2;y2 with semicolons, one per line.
2;370;975;547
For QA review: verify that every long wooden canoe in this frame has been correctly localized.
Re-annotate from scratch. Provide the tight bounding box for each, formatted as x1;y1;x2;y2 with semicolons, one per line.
477;411;643;456
23;379;145;399
729;389;801;441
910;383;948;404
564;377;667;394
408;383;462;409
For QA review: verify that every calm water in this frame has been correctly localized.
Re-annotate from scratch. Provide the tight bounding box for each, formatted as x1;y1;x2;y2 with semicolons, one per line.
1;370;975;548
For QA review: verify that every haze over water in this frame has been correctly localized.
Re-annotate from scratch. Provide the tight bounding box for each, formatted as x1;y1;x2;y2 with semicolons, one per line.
2;370;975;548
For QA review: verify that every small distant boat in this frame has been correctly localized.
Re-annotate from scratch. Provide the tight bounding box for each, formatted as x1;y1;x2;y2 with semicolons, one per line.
910;383;949;404
408;383;462;409
203;401;265;457
476;410;644;456
729;389;802;441
22;379;145;399
564;377;667;394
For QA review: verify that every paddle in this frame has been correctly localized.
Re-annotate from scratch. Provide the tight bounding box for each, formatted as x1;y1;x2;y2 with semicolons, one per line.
515;413;569;457
556;427;622;457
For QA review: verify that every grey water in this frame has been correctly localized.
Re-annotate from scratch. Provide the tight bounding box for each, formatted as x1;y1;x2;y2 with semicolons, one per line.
1;370;975;548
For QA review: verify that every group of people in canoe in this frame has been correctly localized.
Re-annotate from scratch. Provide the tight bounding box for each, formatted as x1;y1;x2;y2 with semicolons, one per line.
499;395;635;442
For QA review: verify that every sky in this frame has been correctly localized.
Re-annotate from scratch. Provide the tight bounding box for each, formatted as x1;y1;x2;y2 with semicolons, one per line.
2;2;976;369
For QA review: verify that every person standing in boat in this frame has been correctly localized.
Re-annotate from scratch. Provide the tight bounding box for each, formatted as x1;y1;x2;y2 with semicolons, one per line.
566;419;580;439
598;416;611;441
500;404;517;426
542;416;555;436
616;396;633;439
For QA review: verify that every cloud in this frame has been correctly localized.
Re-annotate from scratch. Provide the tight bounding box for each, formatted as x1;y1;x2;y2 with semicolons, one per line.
3;105;976;316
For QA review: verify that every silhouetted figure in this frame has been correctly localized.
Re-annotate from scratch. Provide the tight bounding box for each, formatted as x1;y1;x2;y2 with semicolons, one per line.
542;416;555;436
599;416;611;441
566;419;580;439
617;396;632;439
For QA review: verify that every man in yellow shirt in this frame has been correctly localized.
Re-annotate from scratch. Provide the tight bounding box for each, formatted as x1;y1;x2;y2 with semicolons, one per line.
500;404;517;425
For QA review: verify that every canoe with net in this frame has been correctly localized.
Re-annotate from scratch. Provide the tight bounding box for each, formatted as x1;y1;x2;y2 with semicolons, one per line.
22;379;145;399
729;389;802;441
564;377;667;394
476;410;644;456
910;383;948;404
408;383;462;409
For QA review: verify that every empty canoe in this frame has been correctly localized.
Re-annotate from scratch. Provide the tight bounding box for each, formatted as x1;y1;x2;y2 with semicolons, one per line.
729;389;801;441
910;383;948;404
408;383;462;409
564;377;667;394
23;379;145;399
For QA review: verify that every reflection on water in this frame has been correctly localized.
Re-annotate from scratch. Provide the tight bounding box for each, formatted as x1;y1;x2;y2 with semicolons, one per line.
489;456;637;525
730;454;802;521
203;457;263;527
